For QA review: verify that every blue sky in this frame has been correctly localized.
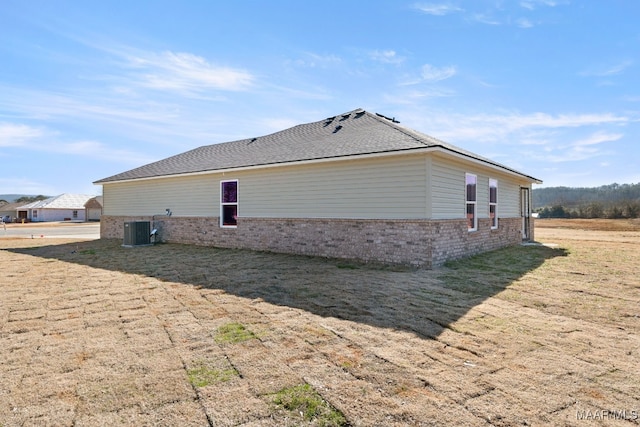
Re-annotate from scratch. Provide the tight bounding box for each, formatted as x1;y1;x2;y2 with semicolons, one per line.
1;1;638;196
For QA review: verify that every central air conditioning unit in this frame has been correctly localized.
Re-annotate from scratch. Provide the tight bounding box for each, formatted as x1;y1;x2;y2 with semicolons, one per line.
123;221;151;247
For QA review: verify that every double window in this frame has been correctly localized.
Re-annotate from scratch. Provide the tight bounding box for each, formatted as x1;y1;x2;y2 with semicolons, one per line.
489;179;498;229
465;173;477;231
221;180;238;227
465;174;499;231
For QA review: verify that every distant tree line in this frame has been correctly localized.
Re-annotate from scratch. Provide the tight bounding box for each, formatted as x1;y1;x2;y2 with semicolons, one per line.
0;195;49;207
14;195;49;203
534;183;640;219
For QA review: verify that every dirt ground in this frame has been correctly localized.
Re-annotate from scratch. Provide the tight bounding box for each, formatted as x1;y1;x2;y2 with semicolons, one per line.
0;220;638;426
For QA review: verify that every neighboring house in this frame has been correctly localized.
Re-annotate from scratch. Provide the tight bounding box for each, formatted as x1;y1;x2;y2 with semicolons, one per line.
94;109;542;267
17;194;95;222
1;202;23;222
84;196;103;221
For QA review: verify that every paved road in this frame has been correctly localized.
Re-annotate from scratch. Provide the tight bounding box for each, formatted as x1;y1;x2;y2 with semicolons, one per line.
0;222;100;239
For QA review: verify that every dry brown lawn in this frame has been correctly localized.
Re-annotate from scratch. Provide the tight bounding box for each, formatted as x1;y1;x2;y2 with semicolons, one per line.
535;218;640;231
1;219;638;426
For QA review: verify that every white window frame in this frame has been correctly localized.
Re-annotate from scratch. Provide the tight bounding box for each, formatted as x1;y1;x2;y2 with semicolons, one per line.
466;173;477;232
220;179;238;228
489;178;498;230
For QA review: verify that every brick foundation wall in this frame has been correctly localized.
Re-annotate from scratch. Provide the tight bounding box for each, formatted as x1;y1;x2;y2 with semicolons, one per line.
101;215;524;268
430;217;523;266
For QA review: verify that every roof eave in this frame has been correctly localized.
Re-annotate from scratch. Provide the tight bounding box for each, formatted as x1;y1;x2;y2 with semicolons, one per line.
430;146;543;184
95;145;541;185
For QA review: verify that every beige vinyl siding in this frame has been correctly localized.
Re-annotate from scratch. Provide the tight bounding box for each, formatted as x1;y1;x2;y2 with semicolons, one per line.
239;154;428;219
103;153;429;220
431;157;466;219
103;175;218;216
424;156;433;218
102;151;532;221
431;154;529;220
498;180;523;218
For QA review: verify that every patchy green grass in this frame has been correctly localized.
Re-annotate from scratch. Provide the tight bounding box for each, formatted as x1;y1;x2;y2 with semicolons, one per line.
336;262;359;270
214;322;256;344
270;383;348;426
187;365;238;387
440;244;569;297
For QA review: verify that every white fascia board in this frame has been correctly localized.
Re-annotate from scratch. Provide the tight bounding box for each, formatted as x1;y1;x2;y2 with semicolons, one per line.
429;148;543;184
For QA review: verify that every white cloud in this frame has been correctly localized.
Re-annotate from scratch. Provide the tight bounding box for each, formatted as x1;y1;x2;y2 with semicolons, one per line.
409;88;457;98
290;52;342;69
55;140;156;164
580;60;633;77
600;61;632;76
517;18;534;28
545;131;622;163
472;14;501;25
0;177;59;196
265;84;333;101
572;131;623;147
382;88;458;105
413;3;463;15
623;95;640;102
0;123;44;147
27;100;168;137
128;51;254;93
416;1;563;26
542;148;613;163
0;120;154;165
448;119;623;164
398;64;457;86
0;84;231;148
520;0;558;10
507;112;628;128
393;109;629;173
402;110;629;144
369;50;404;65
421;64;457;81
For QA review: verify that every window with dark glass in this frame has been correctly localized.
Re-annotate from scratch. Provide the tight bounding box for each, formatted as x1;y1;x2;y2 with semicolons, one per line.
221;180;238;227
466;173;477;231
489;179;498;229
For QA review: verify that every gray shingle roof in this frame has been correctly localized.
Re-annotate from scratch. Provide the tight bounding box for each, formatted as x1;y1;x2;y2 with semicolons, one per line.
95;109;540;184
